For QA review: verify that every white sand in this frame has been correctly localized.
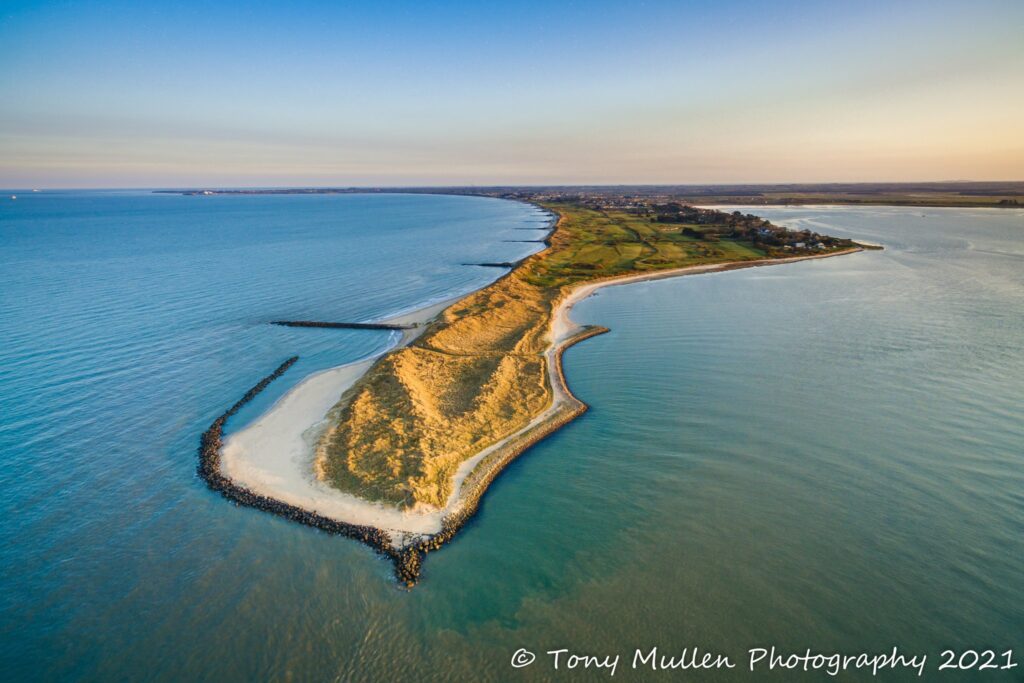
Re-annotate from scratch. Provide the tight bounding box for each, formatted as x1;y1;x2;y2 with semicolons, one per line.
221;248;862;546
220;297;459;542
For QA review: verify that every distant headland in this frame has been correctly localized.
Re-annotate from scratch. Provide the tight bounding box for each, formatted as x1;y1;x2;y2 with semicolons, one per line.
157;181;1024;208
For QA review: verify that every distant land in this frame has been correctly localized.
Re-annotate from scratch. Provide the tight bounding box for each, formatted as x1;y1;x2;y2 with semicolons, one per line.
157;181;1024;208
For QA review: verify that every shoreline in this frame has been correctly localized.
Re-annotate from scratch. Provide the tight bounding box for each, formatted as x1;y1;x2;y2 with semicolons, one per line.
212;212;865;581
219;295;461;541
217;211;559;547
406;246;867;551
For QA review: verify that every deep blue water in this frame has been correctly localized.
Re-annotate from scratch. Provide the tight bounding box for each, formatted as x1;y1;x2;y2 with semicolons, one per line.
1;197;1021;681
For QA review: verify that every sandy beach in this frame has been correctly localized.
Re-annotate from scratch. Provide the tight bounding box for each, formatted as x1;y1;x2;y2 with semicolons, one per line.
220;297;459;541
220;245;863;547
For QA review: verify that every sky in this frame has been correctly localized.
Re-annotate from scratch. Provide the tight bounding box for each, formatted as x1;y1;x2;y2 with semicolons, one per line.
1;0;1022;188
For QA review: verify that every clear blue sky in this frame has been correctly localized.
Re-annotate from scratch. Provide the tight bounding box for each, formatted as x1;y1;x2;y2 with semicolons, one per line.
1;0;1022;187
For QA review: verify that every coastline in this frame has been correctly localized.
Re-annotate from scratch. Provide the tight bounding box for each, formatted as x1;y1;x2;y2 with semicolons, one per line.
217;213;559;547
214;221;865;575
412;246;867;549
220;296;458;540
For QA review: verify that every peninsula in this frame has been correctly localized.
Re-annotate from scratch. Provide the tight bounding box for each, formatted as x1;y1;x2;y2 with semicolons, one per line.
201;196;871;586
316;203;859;509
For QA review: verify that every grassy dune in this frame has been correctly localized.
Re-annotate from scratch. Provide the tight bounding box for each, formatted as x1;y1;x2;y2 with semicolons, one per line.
315;203;848;507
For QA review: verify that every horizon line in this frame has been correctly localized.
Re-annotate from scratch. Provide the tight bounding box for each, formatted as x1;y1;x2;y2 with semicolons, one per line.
6;180;1024;192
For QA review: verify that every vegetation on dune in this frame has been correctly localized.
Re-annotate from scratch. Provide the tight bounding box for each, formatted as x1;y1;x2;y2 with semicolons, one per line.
315;203;856;508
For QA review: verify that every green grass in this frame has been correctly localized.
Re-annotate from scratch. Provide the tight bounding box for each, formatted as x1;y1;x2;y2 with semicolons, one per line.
523;206;768;287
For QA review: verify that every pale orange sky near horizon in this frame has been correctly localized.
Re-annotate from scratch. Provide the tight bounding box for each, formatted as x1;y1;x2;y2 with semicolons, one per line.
1;0;1022;188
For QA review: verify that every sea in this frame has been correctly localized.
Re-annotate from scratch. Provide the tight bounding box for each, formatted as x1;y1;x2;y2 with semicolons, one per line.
1;193;1021;681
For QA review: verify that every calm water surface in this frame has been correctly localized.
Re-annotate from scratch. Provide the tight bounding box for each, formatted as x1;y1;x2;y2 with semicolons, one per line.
1;197;1021;681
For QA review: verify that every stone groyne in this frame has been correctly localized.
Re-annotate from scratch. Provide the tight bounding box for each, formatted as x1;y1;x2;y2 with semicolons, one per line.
270;320;414;331
197;356;400;570
460;261;520;268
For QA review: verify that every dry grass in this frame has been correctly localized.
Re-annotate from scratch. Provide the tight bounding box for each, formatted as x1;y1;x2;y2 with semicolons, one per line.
316;267;555;506
316;203;773;507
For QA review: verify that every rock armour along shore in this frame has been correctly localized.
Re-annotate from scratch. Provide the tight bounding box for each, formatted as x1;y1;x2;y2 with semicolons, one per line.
198;323;608;588
197;357;397;570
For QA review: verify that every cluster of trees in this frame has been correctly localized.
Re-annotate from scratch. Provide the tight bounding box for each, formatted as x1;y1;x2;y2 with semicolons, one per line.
649;204;851;250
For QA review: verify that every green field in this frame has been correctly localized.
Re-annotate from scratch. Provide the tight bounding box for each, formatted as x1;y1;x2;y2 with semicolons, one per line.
523;207;767;289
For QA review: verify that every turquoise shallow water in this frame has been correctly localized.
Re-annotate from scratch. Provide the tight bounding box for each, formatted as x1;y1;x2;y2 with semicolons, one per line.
1;197;1022;681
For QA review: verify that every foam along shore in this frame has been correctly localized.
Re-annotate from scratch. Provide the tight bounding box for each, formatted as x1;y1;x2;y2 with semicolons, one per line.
220;246;864;549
